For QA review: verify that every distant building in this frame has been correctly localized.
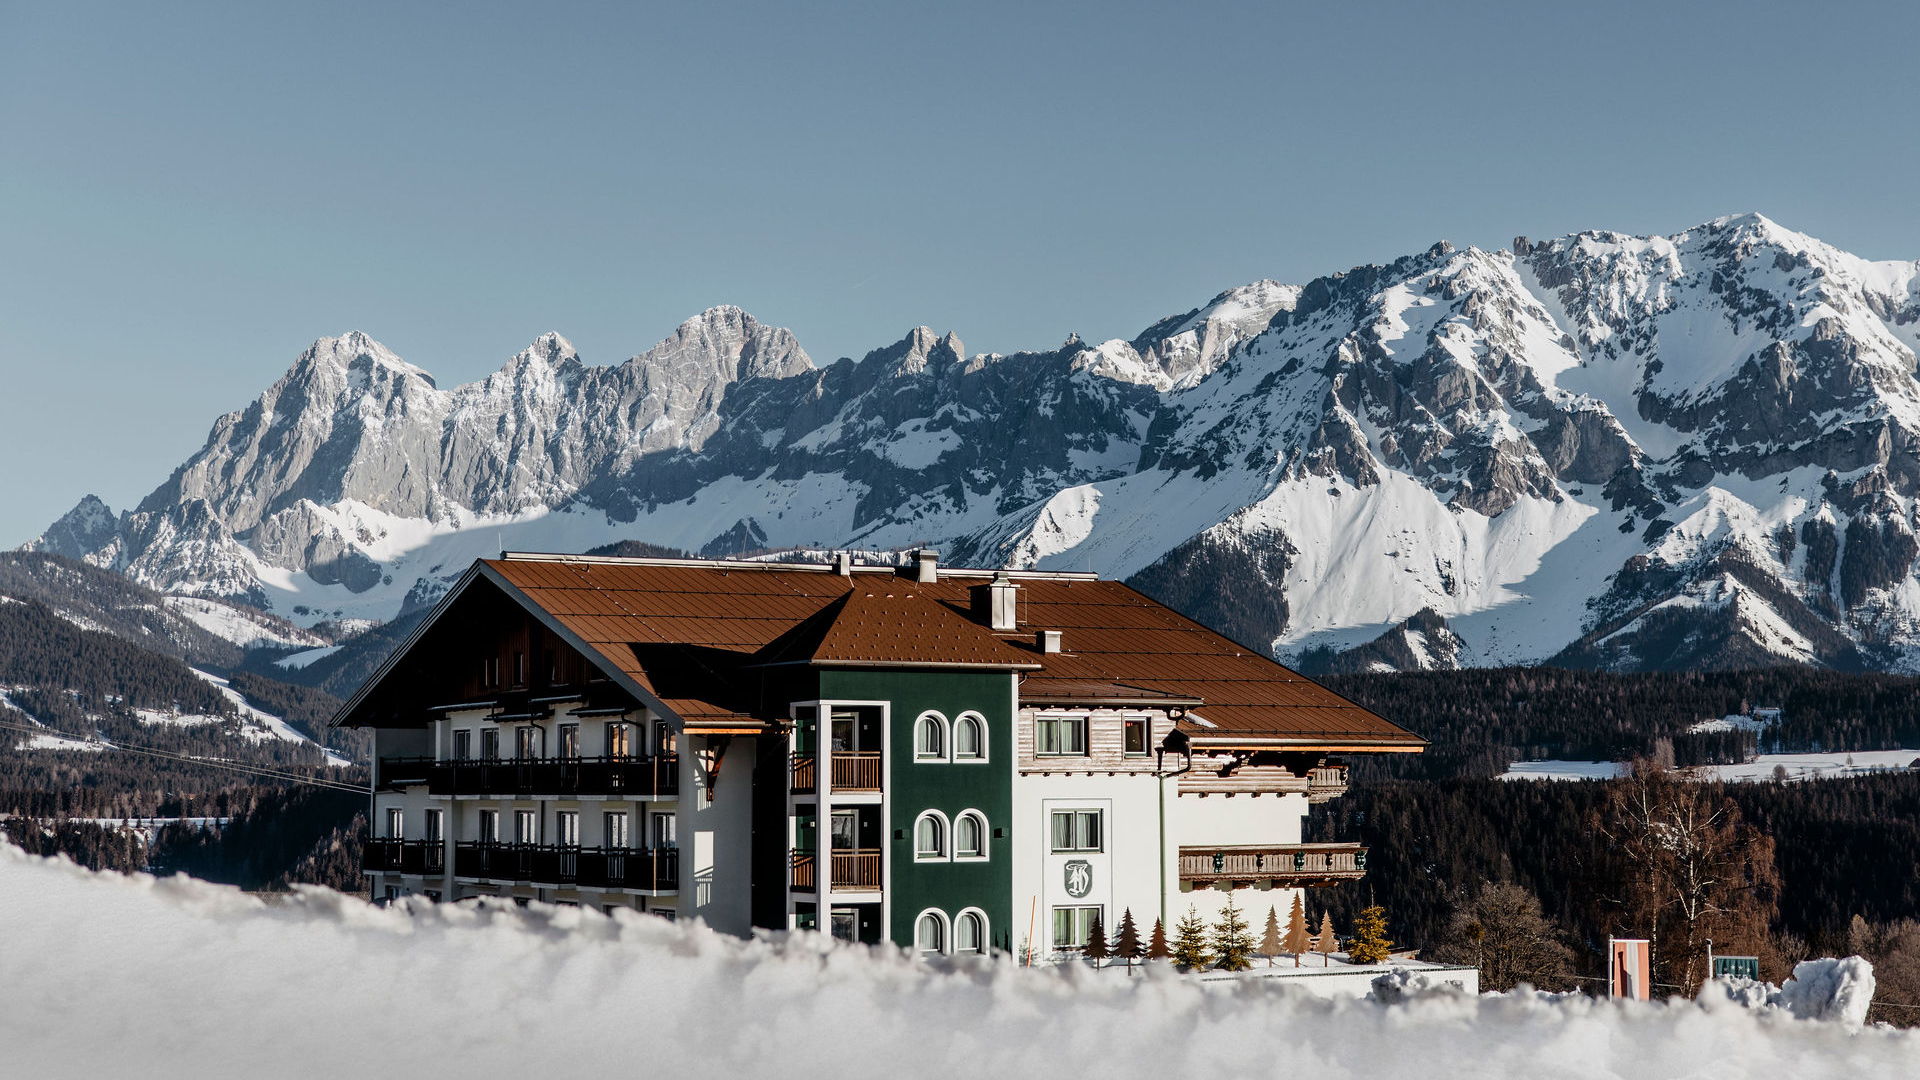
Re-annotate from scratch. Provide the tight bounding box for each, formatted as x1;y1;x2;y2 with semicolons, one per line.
332;550;1424;960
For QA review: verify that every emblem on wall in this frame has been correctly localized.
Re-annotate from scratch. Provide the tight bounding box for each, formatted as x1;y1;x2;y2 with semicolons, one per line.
1063;859;1092;899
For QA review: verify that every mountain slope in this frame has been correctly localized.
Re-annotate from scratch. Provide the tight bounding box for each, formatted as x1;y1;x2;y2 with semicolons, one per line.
32;214;1920;672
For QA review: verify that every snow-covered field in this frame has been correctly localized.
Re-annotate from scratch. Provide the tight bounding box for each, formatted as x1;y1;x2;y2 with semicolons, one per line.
1;846;1913;1079
1501;752;1920;783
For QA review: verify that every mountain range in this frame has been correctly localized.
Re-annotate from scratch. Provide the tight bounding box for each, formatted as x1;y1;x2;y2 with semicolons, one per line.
28;213;1920;673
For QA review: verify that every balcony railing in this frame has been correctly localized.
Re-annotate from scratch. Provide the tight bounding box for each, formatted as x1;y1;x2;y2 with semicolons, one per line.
452;843;679;891
789;848;882;892
1177;843;1367;887
377;755;678;798
1306;764;1349;803
789;751;882;794
362;837;446;875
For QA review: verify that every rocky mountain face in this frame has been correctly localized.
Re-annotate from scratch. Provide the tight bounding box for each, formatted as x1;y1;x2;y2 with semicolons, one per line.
32;214;1920;673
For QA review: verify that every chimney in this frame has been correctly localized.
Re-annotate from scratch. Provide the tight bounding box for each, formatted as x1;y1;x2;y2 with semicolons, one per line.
834;552;852;577
971;572;1020;631
1036;629;1062;654
915;548;939;584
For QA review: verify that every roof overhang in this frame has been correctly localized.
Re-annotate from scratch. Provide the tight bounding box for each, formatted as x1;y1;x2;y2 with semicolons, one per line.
750;659;1042;671
1186;735;1427;753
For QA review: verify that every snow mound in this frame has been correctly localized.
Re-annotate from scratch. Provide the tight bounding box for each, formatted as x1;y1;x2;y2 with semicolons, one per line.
1780;957;1878;1030
1;846;1914;1079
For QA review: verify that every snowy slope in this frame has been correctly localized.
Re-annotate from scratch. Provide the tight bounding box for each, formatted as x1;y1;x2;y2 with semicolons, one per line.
32;214;1920;671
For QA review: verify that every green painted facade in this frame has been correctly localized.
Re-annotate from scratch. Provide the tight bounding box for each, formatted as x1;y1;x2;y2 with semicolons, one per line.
817;668;1015;952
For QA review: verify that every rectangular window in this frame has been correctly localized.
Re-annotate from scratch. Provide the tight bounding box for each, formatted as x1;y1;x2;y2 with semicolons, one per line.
606;724;631;759
483;656;499;689
604;811;629;849
385;807;404;839
1052;906;1103;951
480;728;500;761
452;729;472;761
558;724;580;760
423;808;443;843
478;809;499;843
653;721;672;756
1123;718;1150;756
1035;715;1088;756
514;809;538;845
515;726;540;760
1049;809;1102;853
652;811;676;850
554;810;579;847
513;651;526;686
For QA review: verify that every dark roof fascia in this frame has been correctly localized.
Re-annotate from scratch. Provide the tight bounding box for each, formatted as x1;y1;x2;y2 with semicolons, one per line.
749;658;1043;672
474;561;715;734
328;562;486;729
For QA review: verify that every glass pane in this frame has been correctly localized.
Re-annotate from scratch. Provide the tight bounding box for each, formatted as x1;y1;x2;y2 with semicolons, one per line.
956;718;981;758
916;815;943;857
832;811;859;850
917;915;942;954
1078;811;1101;852
958;913;982;953
1124;719;1147;755
1068;719;1086;754
1036;719;1056;755
918;717;942;757
604;812;628;848
1050;812;1071;852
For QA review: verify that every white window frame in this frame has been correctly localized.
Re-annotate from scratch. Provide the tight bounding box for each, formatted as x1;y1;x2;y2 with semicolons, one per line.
1034;713;1089;757
914;908;951;957
953;809;989;862
1122;714;1152;757
423;808;443;843
1052;905;1104;953
554;810;579;847
452;729;472;761
952;712;988;763
604;810;629;849
514;808;539;845
913;809;950;862
954;907;989;955
914;711;949;762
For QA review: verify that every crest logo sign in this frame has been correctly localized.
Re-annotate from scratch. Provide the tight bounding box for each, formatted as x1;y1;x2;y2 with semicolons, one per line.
1063;859;1092;898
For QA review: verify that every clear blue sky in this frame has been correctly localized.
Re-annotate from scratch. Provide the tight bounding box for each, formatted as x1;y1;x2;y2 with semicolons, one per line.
5;1;1919;546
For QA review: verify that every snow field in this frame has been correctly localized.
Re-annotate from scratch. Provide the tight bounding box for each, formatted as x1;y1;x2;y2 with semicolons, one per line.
0;846;1913;1079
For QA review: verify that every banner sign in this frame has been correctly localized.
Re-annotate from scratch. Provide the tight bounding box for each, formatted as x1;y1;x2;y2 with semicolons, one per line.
1712;955;1761;981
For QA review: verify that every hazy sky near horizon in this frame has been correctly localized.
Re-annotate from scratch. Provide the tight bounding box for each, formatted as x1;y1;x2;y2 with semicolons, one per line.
4;1;1920;546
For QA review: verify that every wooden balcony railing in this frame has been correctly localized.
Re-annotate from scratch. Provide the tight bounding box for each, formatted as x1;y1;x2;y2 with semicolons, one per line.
789;751;882;794
362;838;445;875
1306;764;1349;803
378;755;678;798
789;849;881;892
451;843;679;892
1177;843;1367;887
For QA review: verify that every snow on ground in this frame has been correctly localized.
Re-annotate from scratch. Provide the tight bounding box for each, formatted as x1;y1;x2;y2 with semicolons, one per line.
1498;760;1628;782
274;644;343;670
188;668;310;745
163;595;326;650
1;846;1912;1080
1501;752;1920;783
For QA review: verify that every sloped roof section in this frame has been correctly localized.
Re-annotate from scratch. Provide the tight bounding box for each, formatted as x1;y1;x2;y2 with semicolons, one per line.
753;588;1041;669
467;553;1421;751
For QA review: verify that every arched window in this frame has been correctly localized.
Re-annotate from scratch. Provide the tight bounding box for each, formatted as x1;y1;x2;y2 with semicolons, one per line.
914;712;948;760
953;713;987;761
914;810;949;861
915;910;949;957
954;810;987;861
955;909;988;955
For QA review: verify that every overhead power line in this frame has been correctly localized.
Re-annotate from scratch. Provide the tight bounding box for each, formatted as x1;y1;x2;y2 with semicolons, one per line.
0;717;367;794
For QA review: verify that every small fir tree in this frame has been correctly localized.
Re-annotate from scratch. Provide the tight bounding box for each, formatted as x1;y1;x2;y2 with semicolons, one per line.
1170;906;1213;970
1283;893;1311;967
1084;913;1110;964
1212;897;1256;972
1348;904;1394;965
1258;905;1283;967
1316;911;1338;963
1146;917;1171;961
1114;908;1143;974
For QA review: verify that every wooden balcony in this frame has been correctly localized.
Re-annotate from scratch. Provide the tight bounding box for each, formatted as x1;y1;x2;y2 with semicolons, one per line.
378;755;678;799
452;843;679;892
1178;843;1367;887
789;848;881;892
362;838;445;875
789;752;883;794
1307;764;1349;803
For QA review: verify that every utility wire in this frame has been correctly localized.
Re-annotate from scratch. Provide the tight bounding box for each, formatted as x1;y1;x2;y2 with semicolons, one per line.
0;717;367;793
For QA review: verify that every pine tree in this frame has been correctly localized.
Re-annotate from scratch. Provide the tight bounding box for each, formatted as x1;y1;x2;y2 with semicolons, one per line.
1146;917;1170;961
1284;892;1311;966
1114;908;1142;973
1316;911;1337;963
1170;906;1212;970
1084;912;1110;964
1348;904;1394;965
1211;897;1255;972
1258;905;1283;966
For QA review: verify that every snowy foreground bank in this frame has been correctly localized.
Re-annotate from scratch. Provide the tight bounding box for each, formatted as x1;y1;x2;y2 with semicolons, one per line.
1;846;1913;1079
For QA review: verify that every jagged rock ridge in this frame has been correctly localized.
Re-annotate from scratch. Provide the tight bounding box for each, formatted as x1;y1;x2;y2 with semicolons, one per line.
30;214;1920;672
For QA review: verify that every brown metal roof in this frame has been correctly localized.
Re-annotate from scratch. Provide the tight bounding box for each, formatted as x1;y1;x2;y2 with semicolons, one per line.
481;555;1422;749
